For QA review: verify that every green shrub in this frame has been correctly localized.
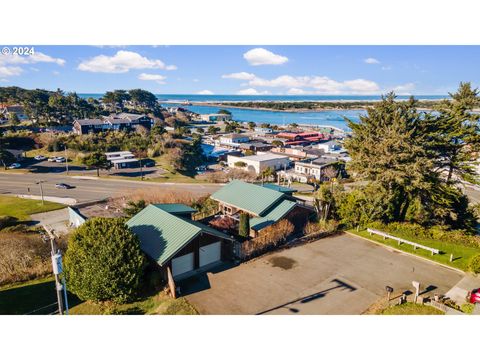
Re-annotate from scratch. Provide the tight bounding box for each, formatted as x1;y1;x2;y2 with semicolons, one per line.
469;254;480;274
64;218;146;304
239;213;250;238
366;222;480;249
461;303;475;314
0;216;17;230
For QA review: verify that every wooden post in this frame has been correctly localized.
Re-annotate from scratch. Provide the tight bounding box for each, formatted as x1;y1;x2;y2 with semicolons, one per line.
450;254;453;262
167;266;176;299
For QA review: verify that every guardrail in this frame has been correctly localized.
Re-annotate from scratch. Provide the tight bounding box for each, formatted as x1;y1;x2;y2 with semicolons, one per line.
367;228;440;255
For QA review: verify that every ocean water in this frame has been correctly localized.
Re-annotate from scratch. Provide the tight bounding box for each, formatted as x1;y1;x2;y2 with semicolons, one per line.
79;93;446;131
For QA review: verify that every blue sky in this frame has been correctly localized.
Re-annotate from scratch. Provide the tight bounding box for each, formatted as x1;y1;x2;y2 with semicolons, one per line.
0;45;479;95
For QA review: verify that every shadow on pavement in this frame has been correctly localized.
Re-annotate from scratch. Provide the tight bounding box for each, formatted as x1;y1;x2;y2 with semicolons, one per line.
176;261;237;297
256;278;357;315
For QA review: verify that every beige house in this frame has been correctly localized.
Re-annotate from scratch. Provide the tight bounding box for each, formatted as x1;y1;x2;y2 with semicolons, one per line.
227;153;290;174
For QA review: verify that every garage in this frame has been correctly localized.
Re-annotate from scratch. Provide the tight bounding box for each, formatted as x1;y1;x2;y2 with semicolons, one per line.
199;242;221;267
172;253;195;278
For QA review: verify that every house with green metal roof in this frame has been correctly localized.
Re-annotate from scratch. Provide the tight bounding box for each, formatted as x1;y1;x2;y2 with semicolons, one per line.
210;180;314;237
126;204;235;281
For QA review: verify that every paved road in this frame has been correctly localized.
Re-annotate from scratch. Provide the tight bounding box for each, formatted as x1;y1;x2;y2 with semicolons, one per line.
183;233;463;315
0;172;222;203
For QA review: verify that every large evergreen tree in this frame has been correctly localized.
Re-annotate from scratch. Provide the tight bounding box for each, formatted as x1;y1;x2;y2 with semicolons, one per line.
423;82;480;184
345;93;433;221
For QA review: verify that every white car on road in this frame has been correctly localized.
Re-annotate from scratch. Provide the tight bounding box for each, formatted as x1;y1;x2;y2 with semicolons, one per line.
34;155;47;161
55;157;66;163
8;163;21;169
48;157;57;162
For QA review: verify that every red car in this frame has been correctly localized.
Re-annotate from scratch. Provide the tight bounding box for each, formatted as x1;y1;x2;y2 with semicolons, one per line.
470;288;480;304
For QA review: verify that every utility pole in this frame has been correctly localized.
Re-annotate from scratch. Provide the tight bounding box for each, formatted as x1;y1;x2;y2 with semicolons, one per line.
64;144;69;175
35;180;45;205
43;226;69;315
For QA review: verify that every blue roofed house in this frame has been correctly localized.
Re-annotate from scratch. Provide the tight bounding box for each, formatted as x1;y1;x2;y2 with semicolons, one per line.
210;180;314;237
126;203;236;282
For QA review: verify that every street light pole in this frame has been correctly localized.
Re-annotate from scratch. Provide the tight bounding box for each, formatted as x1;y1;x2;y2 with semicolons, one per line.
64;144;69;175
36;180;45;205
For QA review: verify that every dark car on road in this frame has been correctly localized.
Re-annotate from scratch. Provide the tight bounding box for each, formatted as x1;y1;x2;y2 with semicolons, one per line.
55;183;74;189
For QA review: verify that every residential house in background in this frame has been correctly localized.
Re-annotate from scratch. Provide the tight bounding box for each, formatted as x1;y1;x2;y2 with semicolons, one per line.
0;105;28;122
281;158;344;183
218;133;250;147
316;140;344;154
72;113;153;135
227;153;290;174
210;180;313;237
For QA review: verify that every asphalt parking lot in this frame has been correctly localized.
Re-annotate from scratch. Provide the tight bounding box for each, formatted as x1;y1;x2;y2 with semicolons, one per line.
182;233;463;315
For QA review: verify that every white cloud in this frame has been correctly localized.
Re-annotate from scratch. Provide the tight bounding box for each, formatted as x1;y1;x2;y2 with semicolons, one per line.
78;50;176;73
343;79;380;93
0;51;65;77
138;73;167;84
0;66;23;77
245;74;380;94
287;88;308;95
222;72;256;80
236;88;270;95
197;90;214;95
381;65;392;71
364;57;380;64
0;78;9;82
0;52;65;66
391;82;416;94
193;78;199;82
52;71;60;76
243;48;288;66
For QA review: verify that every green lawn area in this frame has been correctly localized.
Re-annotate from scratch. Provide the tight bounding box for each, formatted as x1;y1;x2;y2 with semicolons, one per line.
380;303;444;315
0;277;60;314
0;276;197;315
0;195;65;220
349;229;480;271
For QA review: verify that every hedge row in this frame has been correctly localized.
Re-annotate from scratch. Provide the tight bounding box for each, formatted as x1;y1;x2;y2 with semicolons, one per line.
366;221;480;249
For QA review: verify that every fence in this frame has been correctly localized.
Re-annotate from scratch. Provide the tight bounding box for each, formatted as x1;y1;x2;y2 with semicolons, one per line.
367;228;440;255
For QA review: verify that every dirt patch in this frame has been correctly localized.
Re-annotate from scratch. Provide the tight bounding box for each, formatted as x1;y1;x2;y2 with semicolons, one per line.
268;256;297;270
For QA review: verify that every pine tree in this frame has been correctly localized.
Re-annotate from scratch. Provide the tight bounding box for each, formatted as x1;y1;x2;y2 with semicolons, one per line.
344;93;433;221
423;82;480;184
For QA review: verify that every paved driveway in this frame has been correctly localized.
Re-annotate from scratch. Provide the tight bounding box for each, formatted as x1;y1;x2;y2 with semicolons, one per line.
182;233;463;315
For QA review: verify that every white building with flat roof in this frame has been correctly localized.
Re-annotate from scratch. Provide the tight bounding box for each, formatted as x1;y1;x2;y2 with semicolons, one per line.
219;133;250;146
200;113;232;122
227;153;290;174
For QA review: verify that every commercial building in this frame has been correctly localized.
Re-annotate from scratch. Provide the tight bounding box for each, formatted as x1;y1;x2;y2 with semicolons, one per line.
227;153;290;174
200;113;232;122
105;151;139;169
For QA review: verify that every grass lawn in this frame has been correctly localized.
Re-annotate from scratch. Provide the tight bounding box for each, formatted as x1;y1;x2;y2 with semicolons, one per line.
349;229;480;271
0;277;60;314
0;195;65;220
380;303;444;315
69;293;197;315
0;276;197;315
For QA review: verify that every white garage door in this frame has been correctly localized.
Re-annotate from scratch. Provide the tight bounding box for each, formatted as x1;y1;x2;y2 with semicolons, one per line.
171;253;194;277
199;242;221;267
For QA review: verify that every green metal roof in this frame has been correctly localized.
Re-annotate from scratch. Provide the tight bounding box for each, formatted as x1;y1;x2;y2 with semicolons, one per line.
152;203;197;214
250;199;296;231
210;180;285;216
261;183;296;194
126;204;230;266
